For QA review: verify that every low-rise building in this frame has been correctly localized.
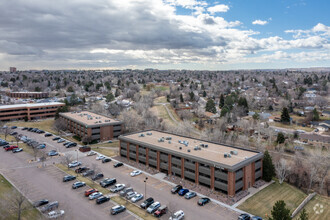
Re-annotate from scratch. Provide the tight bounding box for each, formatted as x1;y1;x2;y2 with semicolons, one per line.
60;111;123;141
6;91;49;99
0;102;65;121
119;130;263;196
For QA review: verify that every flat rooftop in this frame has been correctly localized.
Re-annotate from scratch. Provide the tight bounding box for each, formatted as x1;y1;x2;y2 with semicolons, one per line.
7;91;48;94
0;102;64;110
60;111;121;127
120;130;261;167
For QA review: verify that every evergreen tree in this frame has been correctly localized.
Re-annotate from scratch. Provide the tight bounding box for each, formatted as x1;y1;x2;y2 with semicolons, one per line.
262;150;275;182
106;92;115;102
299;209;308;220
180;94;184;103
276;132;285;144
269;200;292;220
312;108;320;121
281;107;290;123
219;94;225;108
189;92;194;101
203;90;207;97
205;99;216;113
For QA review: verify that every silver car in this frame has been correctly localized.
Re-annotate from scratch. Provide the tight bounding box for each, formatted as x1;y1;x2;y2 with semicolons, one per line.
89;192;103;200
131;193;144;203
125;191;137;200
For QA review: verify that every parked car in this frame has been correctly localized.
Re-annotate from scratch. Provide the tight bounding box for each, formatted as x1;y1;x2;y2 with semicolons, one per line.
238;214;251;220
68;161;82;168
125;191;137;200
85;188;98;196
82;170;94;177
110;184;125;193
36;144;46;149
140;197;154;209
96;196;110;204
119;187;133;197
63;142;71;147
4;145;18;151
100;178;116;188
251;216;262;220
113;162;123;168
48;150;58;156
0;141;9;146
57;139;65;143
89;192;103;200
63;175;76;182
40;201;59;213
75;166;89;173
91;173;104;181
72;181;86;189
96;155;105;160
130;170;142;177
10;131;18;135
110;205;126;215
22;127;28;130
87;151;97;156
52;137;60;141
12;148;23;153
171;185;182;194
147;201;161;214
47;210;65;219
11;126;17;129
153;205;167;217
197;197;210;206
131;193;144;203
184;191;197;199
33;199;49;207
169;210;184;220
66;142;77;148
44;133;53;137
178;188;189;196
102;158;111;163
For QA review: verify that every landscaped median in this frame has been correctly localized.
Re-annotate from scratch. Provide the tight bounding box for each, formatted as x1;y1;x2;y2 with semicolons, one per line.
55;163;157;219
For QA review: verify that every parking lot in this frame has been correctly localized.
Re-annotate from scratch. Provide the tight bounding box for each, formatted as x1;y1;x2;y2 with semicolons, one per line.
0;127;240;220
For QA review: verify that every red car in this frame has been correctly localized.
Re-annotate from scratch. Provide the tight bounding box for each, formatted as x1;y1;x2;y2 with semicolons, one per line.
85;188;98;197
153;205;167;217
4;145;18;151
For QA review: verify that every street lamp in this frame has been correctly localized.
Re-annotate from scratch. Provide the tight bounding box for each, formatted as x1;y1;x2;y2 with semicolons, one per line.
144;177;148;199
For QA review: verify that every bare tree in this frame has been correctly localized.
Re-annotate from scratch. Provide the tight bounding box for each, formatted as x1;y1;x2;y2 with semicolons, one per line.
275;158;290;184
82;136;92;145
14;135;20;147
61;154;73;169
39;151;47;167
167;202;178;219
2;127;11;141
53;118;67;135
4;188;30;220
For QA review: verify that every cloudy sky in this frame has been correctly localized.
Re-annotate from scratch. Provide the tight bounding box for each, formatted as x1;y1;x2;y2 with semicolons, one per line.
0;0;329;70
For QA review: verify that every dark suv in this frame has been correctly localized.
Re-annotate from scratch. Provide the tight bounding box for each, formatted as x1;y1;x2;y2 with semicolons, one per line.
91;173;104;181
113;162;123;168
140;197;154;209
100;178;116;187
63;175;76;182
171;185;183;194
96;196;110;204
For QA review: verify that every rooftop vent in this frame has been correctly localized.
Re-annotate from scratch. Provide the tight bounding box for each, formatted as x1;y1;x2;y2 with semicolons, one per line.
165;136;172;140
105;120;110;122
158;138;164;142
224;153;232;158
138;134;145;137
146;132;152;135
187;149;191;152
168;141;171;144
230;150;238;155
179;147;182;150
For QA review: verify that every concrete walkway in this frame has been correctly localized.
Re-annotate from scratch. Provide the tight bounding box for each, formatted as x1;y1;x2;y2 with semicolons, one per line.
232;180;275;208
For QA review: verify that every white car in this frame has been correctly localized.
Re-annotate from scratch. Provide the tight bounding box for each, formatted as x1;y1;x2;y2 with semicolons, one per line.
48;210;65;219
169;210;184;220
125;191;137;200
110;184;125;193
96;155;105;160
89;192;103;200
87;151;96;156
130;170;142;177
68;161;82;168
131;193;144;203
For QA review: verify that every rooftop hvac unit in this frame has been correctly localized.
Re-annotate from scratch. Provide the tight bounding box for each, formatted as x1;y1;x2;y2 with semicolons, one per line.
146;132;152;135
224;153;232;158
166;137;172;140
99;121;102;123
105;120;110;122
194;146;198;151
230;150;238;155
187;149;191;152
178;140;182;144
204;144;208;148
168;141;171;144
158;138;164;142
138;134;145;137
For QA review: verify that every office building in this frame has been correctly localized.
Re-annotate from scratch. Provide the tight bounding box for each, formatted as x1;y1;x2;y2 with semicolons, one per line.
6;91;49;99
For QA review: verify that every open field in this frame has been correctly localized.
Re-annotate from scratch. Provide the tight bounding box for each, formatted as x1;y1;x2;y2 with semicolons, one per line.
111;196;157;220
150;105;177;126
0;174;42;220
93;141;119;148
294;194;330;220
0;134;17;142
91;147;118;157
270;122;314;132
55;164;109;194
238;181;307;219
6;119;57;134
154;96;168;104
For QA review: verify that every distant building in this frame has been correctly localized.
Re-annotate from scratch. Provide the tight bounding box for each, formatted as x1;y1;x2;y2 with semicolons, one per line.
9;67;16;73
119;130;263;196
0;102;65;121
60;111;123;141
6;91;49;99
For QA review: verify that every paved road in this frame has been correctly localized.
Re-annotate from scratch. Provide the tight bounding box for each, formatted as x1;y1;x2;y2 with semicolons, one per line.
0;128;240;220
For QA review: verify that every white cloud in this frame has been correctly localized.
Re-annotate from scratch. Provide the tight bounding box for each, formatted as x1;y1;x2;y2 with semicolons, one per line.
252;20;268;25
207;4;229;14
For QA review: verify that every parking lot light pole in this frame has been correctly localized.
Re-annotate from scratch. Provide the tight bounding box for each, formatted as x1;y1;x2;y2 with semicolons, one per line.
144;177;148;199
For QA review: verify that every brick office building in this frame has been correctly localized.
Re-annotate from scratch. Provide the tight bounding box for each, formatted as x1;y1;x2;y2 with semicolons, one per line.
60;111;123;141
6;91;49;99
0;102;65;121
119;130;263;196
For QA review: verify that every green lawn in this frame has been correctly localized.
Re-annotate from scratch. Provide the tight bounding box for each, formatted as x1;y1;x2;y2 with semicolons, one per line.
238;181;307;219
294;194;330;220
270;122;314;132
0;174;42;220
91;147;117;157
